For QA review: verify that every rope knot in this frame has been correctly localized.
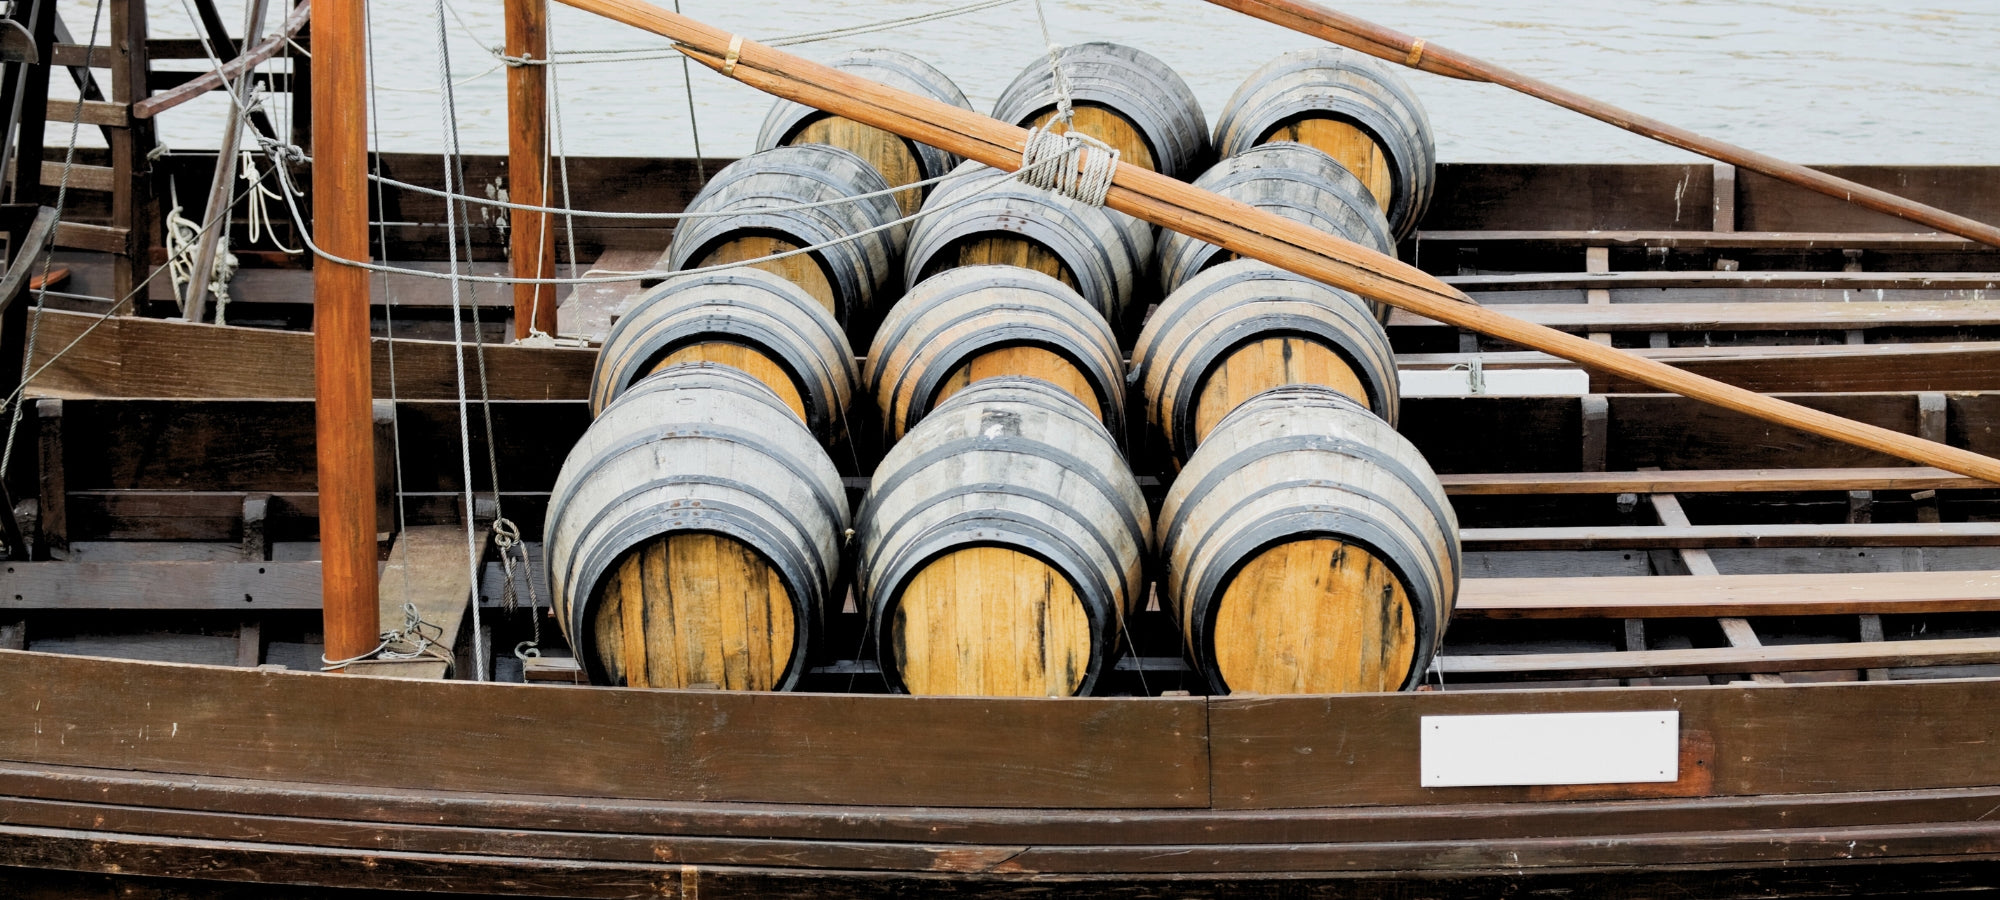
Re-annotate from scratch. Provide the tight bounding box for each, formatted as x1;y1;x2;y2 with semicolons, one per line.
1017;125;1118;207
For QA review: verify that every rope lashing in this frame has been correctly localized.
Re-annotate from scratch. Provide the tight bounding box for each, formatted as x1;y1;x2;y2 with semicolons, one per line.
1018;124;1119;207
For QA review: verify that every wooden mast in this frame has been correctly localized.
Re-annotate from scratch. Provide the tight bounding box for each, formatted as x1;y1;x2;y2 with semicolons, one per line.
312;0;379;666
550;0;2000;484
504;0;558;338
1198;0;2000;251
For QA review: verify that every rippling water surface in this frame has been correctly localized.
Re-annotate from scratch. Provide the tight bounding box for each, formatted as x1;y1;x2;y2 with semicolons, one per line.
64;0;2000;162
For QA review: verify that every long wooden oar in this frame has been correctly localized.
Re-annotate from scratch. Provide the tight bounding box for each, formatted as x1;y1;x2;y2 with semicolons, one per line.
550;0;2000;484
1203;0;2000;250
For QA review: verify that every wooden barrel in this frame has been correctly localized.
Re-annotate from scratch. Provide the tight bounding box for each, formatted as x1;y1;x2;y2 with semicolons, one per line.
756;49;973;216
991;41;1210;178
1214;47;1437;240
546;364;849;690
1156;142;1395;300
591;266;858;444
904;161;1154;332
664;144;905;342
855;377;1149;697
1132;259;1399;462
1157;385;1459;695
865;266;1123;444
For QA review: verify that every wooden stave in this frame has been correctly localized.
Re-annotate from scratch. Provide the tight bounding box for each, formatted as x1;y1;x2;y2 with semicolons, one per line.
990;41;1212;179
865;266;1124;443
591;266;858;443
904;161;1154;332
545;364;850;689
854;377;1150;695
1133;259;1399;461
1157;385;1459;693
1214;47;1437;241
663;145;905;339
1156;142;1395;299
756;49;973;187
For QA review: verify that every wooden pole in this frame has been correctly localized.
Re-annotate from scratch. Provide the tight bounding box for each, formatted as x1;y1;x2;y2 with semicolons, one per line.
547;0;2000;484
184;0;270;323
504;0;558;338
1199;0;2000;251
312;0;378;666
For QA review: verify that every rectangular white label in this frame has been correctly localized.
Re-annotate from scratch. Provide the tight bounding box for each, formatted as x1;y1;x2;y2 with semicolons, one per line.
1420;711;1680;788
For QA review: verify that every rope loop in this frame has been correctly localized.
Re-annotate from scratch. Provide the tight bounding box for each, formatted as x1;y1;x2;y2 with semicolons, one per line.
1018;125;1119;207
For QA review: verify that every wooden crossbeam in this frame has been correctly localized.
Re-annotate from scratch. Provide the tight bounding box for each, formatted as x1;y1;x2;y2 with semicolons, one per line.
1390;301;2000;330
1417;230;1987;252
1460;522;2000;551
1441;636;2000;681
0;561;321;609
1440;468;1987;495
1457;570;2000;619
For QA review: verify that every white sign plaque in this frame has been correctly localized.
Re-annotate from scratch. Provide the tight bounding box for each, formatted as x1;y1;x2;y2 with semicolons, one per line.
1420;711;1680;788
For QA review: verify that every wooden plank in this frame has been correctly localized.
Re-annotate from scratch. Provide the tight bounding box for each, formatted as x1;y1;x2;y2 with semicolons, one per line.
0;562;322;609
33;400;64;561
1737;165;2000;235
0;650;1210;808
43;97;126;127
351;526;474;680
36;161;113;193
1456;570;2000;619
1459;521;2000;551
1440;637;2000;680
1210;679;2000;809
1415;230;1985;252
4;757;2000;852
1421;163;1716;231
1403;342;2000;395
1650;484;1779;684
1441;271;2000;293
50;221;126;254
25;308;593;401
1390;300;2000;330
1439;467;1988;495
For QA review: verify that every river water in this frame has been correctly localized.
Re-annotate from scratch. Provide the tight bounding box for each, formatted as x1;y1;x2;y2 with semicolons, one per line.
54;0;2000;162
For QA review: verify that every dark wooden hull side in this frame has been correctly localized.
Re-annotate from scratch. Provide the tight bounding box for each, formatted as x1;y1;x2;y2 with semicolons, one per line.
0;651;1997;893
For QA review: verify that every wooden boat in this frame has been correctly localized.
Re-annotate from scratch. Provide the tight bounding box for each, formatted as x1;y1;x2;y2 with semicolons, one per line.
2;0;2000;895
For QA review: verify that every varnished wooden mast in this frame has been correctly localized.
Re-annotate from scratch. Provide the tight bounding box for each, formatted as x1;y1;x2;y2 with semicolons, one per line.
312;0;379;666
504;0;558;338
549;0;2000;484
1200;0;2000;250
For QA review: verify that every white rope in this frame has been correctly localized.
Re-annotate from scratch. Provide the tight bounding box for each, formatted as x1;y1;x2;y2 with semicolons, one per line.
1018;125;1118;206
1030;0;1074;126
356;163;950;220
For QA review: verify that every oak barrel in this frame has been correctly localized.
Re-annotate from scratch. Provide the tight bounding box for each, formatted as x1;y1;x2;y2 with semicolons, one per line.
991;41;1210;178
866;266;1124;443
1132;259;1398;462
546;364;849;690
756;49;973;216
1156;142;1395;300
904;161;1154;333
1158;385;1459;695
855;377;1149;697
591;266;858;444
1214;47;1437;240
663;144;905;342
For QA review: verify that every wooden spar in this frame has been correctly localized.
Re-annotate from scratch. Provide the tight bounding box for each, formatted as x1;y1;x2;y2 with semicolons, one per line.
184;0;270;323
1199;0;2000;251
311;0;378;667
504;0;558;338
547;0;2000;483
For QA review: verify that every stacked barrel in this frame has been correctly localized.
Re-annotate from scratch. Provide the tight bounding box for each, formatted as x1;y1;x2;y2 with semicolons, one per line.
545;41;1460;697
